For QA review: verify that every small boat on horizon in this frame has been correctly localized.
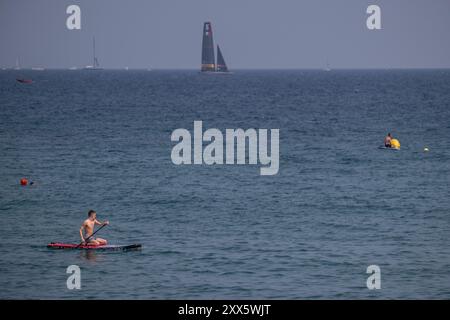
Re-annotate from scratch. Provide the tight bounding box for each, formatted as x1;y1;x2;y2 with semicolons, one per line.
84;37;103;70
200;22;232;74
31;67;45;71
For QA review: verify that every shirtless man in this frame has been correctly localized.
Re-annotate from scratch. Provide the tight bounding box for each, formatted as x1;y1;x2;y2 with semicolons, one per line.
384;133;392;148
80;210;109;245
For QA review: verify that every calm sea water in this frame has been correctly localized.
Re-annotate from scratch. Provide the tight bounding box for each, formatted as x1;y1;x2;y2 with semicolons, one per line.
1;70;450;299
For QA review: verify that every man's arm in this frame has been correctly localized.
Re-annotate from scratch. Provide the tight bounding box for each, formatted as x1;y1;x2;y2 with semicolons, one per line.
95;219;109;226
79;223;85;243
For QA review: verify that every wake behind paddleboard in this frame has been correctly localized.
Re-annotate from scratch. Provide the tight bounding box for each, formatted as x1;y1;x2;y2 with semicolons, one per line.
47;243;142;251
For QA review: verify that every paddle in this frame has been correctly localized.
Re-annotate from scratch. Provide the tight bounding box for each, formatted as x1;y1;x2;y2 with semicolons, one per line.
77;223;108;247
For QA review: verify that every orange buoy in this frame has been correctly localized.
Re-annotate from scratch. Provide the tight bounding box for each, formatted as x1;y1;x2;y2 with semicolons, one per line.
20;178;28;186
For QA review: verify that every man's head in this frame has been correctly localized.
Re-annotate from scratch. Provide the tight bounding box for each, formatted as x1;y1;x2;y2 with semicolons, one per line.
88;210;96;220
388;133;391;137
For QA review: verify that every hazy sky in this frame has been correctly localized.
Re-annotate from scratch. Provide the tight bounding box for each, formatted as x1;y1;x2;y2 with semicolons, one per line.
1;0;449;69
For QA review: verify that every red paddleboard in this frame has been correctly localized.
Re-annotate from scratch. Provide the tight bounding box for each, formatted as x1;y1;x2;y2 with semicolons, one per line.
16;78;33;84
47;242;142;251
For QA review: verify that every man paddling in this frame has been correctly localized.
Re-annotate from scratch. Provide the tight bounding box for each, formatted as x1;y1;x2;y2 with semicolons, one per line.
384;133;392;148
80;210;109;245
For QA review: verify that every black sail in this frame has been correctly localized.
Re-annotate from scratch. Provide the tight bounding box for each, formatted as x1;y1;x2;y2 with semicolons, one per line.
216;45;228;72
201;22;216;72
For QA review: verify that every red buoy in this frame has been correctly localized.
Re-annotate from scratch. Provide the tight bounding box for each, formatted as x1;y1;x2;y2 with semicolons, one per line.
20;178;28;186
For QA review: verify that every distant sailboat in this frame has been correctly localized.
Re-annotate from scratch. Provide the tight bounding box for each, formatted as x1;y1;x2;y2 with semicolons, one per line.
324;59;331;72
85;37;103;70
200;22;231;74
14;57;21;70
